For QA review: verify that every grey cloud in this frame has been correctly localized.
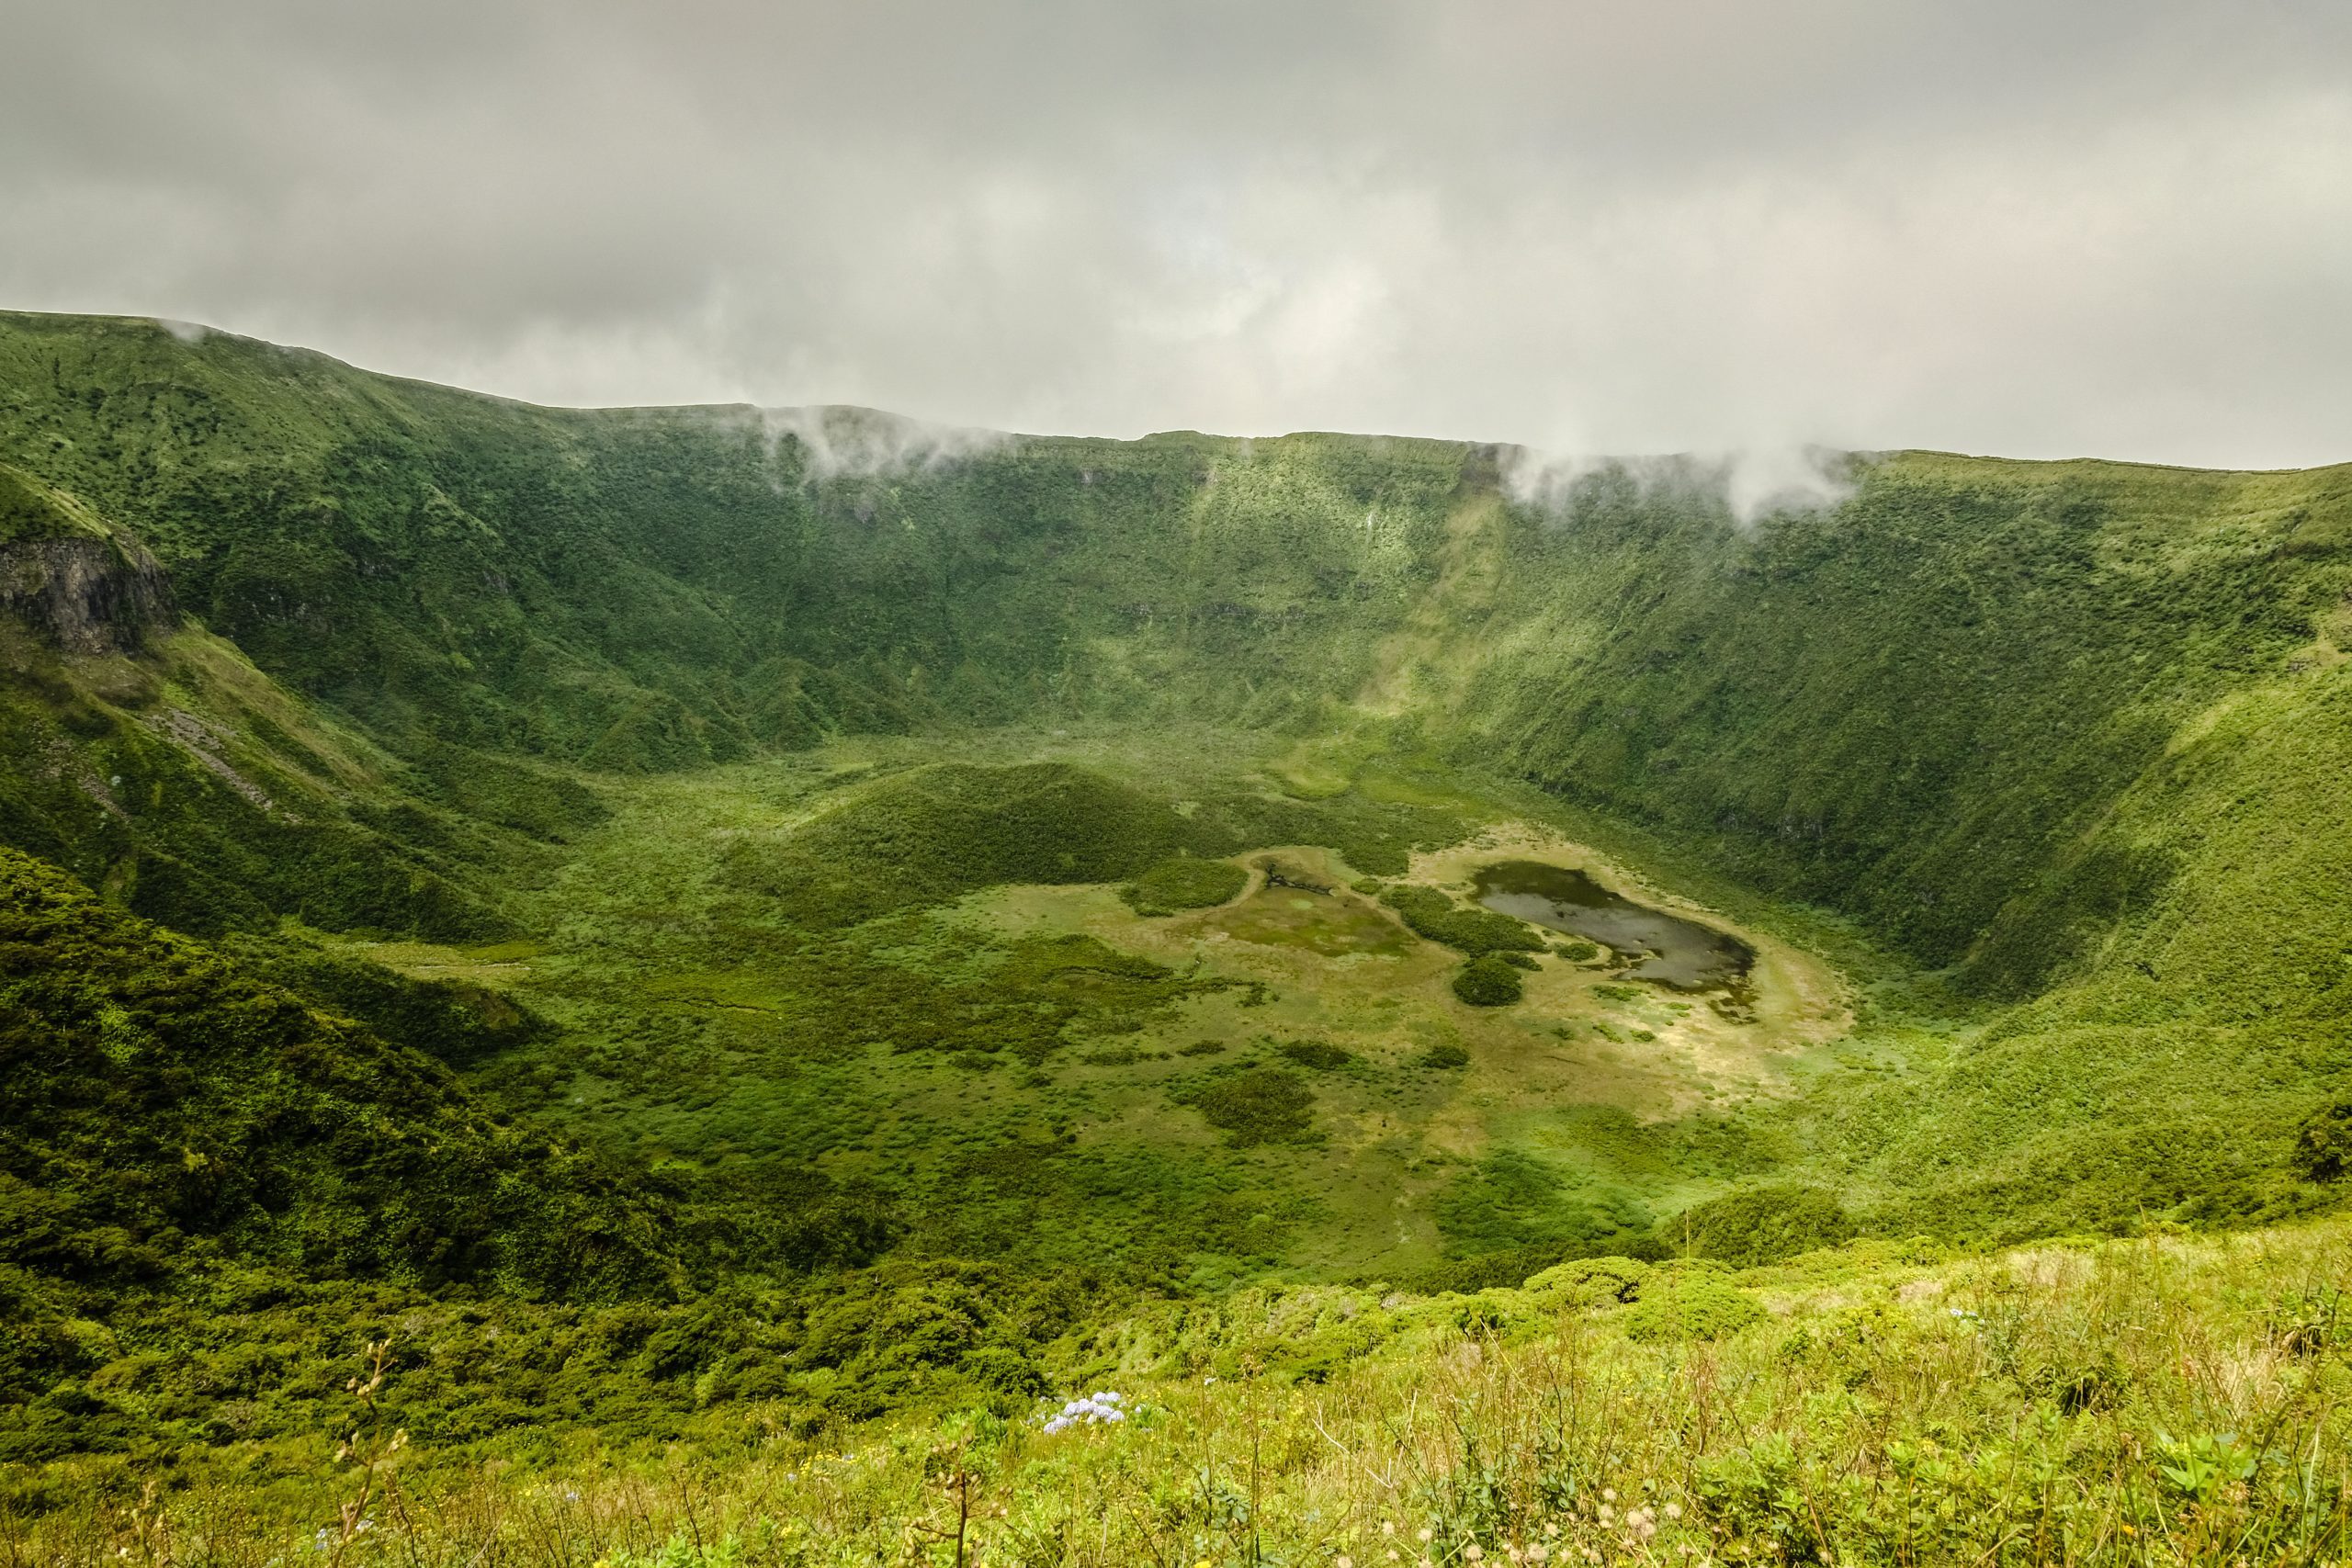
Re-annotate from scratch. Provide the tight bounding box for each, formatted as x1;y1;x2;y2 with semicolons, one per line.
6;1;2350;468
753;406;1011;485
1502;446;1856;529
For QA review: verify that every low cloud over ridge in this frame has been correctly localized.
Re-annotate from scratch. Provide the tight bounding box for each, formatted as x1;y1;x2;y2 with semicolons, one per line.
6;1;2350;469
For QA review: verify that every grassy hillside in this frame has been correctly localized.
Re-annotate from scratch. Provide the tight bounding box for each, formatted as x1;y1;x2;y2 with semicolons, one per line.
1;310;2350;1509
13;1218;2352;1564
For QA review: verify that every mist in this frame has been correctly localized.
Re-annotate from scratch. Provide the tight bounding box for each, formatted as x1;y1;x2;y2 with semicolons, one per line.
6;1;2350;468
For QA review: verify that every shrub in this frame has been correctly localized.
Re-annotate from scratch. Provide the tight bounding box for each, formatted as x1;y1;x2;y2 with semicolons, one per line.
1276;1039;1353;1070
1120;855;1249;916
1452;954;1525;1006
1418;1043;1471;1069
1182;1068;1317;1145
2294;1100;2352;1182
1663;1184;1857;1266
1622;1265;1766;1343
1525;1255;1654;1308
1380;886;1545;956
721;762;1212;927
1433;1152;1646;1258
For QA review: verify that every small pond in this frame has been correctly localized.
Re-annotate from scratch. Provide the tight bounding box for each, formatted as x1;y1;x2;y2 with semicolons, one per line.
1473;860;1754;997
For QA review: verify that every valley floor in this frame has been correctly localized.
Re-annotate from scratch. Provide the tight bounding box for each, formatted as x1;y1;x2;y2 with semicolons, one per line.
340;728;1903;1282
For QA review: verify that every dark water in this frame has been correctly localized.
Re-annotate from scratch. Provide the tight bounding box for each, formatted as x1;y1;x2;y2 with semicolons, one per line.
1474;861;1754;996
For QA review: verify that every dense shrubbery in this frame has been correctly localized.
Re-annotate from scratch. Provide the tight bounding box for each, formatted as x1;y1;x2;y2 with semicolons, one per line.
238;942;552;1066
1181;1066;1318;1145
718;762;1215;927
1381;886;1545;956
1119;854;1248;915
1662;1183;1858;1266
1618;1262;1767;1343
1451;953;1526;1005
17;1222;2352;1565
1431;1150;1646;1258
2296;1100;2352;1183
0;849;683;1315
1274;1038;1354;1070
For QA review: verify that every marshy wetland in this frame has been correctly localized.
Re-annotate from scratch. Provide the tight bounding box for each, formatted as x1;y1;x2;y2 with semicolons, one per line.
1475;857;1757;1000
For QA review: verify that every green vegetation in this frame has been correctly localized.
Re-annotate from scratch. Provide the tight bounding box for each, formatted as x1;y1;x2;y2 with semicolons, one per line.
0;848;677;1302
1182;1066;1319;1146
1119;854;1249;915
1274;1038;1354;1070
1664;1183;1859;1266
721;762;1216;928
16;1222;2352;1565
2300;1100;2352;1182
1383;885;1548;956
1451;953;1527;1005
2;312;2351;1544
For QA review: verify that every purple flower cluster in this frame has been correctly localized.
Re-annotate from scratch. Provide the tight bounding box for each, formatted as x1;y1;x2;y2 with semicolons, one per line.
1041;1390;1126;1433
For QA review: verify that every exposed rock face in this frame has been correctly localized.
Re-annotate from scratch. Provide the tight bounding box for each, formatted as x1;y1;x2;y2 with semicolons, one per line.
0;534;176;654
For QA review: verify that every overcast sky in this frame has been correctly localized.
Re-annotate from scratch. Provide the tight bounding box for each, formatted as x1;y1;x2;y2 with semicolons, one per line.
7;1;2351;467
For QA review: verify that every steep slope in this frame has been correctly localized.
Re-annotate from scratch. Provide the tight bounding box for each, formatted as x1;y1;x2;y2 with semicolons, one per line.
0;847;680;1302
5;312;2345;994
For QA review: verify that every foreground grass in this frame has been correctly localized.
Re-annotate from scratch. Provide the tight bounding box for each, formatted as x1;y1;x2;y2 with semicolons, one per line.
17;1219;2350;1567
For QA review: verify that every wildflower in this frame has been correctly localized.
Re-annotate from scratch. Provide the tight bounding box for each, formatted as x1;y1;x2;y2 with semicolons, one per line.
1663;1504;1681;1522
1339;1557;1354;1568
1465;1546;1485;1562
1601;1489;1616;1504
1383;1523;1397;1538
1527;1546;1548;1562
1543;1525;1558;1540
1040;1391;1127;1431
1387;1551;1401;1562
1418;1529;1434;1545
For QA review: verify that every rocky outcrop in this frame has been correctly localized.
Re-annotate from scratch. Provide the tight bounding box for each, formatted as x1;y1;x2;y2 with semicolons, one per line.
0;532;176;655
